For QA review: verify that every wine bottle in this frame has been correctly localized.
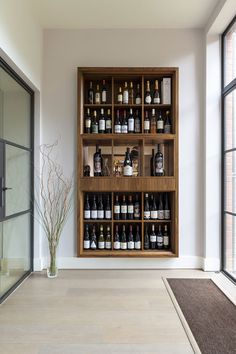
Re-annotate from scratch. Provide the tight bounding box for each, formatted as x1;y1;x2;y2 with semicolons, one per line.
135;83;141;104
94;145;102;176
145;81;152;104
150;224;157;249
134;194;140;220
97;195;104;219
99;108;105;134
157;225;163;249
154;144;164;176
114;225;121;250
88;81;94;104
114;195;120;220
90;225;97;249
121;224;127;250
164;111;171;134
129;82;134;104
105;226;112;249
158;193;164;220
157;111;164;133
84;194;91;219
101;79;107;104
98;224;105;249
150;194;158;220
128;108;134;133
134;225;141;250
123;82;129;104
164;193;170;220
91;110;98;134
144;111;150;133
115;110;122;134
144;225;149;249
134;110;141;133
163;225;170;249
84;224;90;249
150;149;155;176
91;195;97;220
117;87;123;104
144;193;150;220
153;79;160;104
150;108;156;134
105;195;112;220
128;225;134;250
121;110;128;134
128;195;134;220
85;108;91;134
95;84;101;104
123;147;133;176
105;109;112;134
121;195;127;220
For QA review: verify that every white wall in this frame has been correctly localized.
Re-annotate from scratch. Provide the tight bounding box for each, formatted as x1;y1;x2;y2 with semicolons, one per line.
40;29;205;269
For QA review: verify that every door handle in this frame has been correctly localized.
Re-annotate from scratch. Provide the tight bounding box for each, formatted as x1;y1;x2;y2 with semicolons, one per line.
2;187;12;191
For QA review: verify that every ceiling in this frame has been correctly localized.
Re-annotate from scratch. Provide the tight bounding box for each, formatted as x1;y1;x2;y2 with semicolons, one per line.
31;0;221;29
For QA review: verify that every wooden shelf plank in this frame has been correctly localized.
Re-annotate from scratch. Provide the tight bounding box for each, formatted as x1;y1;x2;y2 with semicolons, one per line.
81;249;176;257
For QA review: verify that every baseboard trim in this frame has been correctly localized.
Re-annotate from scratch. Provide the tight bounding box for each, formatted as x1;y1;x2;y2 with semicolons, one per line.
202;257;220;271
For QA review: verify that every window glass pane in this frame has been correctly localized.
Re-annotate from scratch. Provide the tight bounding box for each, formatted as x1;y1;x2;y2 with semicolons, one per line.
225;151;236;213
0;67;31;148
224;213;236;278
224;89;236;151
224;20;236;87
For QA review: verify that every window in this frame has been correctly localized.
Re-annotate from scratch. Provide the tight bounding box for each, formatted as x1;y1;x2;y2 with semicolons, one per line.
222;16;236;281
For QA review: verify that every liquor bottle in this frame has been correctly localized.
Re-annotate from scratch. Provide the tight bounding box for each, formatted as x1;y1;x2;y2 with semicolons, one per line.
91;195;97;220
105;226;112;249
150;224;157;249
115;110;122;133
144;225;149;249
144;193;150;220
128;108;134;133
101;80;107;104
117;87;123;104
134;194;140;220
123;147;133;176
154;144;164;176
150;108;157;134
150;194;158;220
94;145;102;176
164;193;170;220
163;225;170;249
121;195;127;220
134;225;141;250
91;110;99;134
84;224;90;249
145;81;152;104
121;110;128;134
128;195;134;220
105;109;112;134
153;80;160;104
121;224;127;250
123;82;129;104
114;195;120;220
157;225;163;249
129;82;134;104
84;194;91;219
144;111;150;133
85;108;91;134
98;225;105;249
157;111;164;133
158;193;164;220
134;110;141;133
128;225;134;250
99;108;105;134
164;111;171;134
150;149;155;176
97;195;104;219
105;195;112;220
95;84;101;104
88;81;94;104
90;225;97;249
114;225;121;250
135;83;141;104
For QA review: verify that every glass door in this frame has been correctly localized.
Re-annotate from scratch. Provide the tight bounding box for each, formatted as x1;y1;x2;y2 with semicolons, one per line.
0;59;33;302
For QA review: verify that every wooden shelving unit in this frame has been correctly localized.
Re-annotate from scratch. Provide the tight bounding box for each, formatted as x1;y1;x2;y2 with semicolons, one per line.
77;67;178;257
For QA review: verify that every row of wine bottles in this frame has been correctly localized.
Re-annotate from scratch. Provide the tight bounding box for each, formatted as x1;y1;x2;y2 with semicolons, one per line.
84;108;172;134
83;223;170;250
86;79;171;105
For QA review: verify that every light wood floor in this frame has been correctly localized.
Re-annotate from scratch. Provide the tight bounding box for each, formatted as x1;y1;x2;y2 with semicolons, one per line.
0;269;222;354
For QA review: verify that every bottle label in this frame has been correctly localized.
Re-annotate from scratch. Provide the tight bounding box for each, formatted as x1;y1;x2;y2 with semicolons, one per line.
123;165;133;176
84;210;91;219
105;210;112;219
150;235;157;242
102;91;106;103
105;241;111;249
135;97;141;105
121;205;127;214
94;159;101;173
157;121;164;130
164;210;170;219
155;157;163;174
97;210;104;219
106;120;112;129
92;124;98;134
121;125;128;134
95;93;100;104
135;121;141;133
157;236;163;244
85;119;91;128
164;125;171;134
153;97;160;104
99;120;105;131
115;125;121;133
98;241;105;249
128;241;134;249
134;241;141;249
144;211;151;219
118;94;123;103
128;205;134;214
90;241;96;249
83;240;90;249
151;210;158;219
121;242;127;250
164;236;169;246
123;91;128;104
128;119;134;132
114;205;120;214
144;120;150;131
145;95;151;104
91;210;98;219
158;210;164;220
114;241;121;250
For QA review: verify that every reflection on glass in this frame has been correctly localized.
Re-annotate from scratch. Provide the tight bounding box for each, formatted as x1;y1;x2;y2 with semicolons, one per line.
224;21;236;87
225;151;236;214
224;213;236;278
225;90;236;151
